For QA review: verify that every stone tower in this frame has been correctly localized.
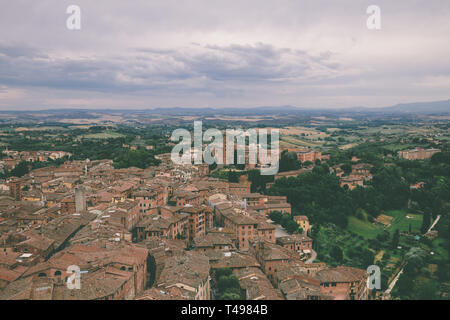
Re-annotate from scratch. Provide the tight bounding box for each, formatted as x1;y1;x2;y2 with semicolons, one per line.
75;186;87;213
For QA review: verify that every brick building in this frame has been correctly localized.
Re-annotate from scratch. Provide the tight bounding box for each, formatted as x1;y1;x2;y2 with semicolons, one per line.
398;147;441;160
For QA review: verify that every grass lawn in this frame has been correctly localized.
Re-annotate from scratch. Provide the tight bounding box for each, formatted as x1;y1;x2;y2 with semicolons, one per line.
347;216;383;239
384;210;423;234
347;210;423;239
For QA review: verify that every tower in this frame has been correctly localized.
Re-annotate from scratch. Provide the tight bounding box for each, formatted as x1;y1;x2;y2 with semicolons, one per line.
75;186;86;213
8;179;21;201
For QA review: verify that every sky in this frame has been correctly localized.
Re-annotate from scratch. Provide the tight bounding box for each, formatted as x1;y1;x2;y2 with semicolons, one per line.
0;0;449;110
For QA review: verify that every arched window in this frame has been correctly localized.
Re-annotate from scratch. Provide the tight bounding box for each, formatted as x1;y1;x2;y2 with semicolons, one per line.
54;271;62;276
120;266;126;271
38;273;47;277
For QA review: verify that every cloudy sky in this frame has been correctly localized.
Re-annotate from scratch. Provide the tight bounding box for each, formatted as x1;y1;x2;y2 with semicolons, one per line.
0;0;449;110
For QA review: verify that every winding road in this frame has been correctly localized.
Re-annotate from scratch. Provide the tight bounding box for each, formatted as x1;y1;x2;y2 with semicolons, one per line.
305;249;317;264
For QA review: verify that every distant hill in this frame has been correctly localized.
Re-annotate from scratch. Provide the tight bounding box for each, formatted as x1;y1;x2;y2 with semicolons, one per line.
379;99;450;114
141;100;450;115
1;99;449;115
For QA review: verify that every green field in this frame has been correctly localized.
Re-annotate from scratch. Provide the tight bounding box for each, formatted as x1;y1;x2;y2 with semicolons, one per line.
281;136;323;148
347;210;423;239
385;210;423;234
347;216;383;239
79;132;125;140
383;144;416;152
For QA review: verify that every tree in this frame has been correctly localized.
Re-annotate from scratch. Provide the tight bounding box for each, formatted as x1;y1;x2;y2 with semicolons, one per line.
431;151;450;165
228;171;240;183
376;230;390;242
341;162;352;175
10;161;30;177
247;169;274;193
217;275;240;292
416;280;439;300
113;149;160;169
220;292;241;300
215;268;232;279
280;214;291;228
436;261;450;282
285;220;299;234
269;211;282;224
370;167;410;211
268;170;352;228
392;229;400;249
214;268;243;300
330;245;343;262
421;211;431;234
396;272;415;298
404;247;426;275
279;150;301;172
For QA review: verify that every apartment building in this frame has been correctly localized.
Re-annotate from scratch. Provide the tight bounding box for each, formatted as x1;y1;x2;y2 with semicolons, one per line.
277;234;313;254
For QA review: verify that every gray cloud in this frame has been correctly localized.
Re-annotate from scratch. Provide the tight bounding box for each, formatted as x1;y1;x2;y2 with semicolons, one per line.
0;42;341;94
0;0;449;109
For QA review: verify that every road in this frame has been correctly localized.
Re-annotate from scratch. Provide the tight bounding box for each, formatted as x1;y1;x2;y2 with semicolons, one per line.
305;249;317;264
385;268;403;295
427;215;441;233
